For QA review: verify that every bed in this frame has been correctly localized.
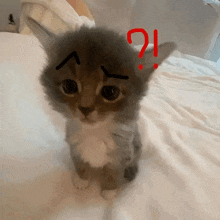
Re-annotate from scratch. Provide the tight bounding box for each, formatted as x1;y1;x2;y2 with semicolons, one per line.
1;1;220;219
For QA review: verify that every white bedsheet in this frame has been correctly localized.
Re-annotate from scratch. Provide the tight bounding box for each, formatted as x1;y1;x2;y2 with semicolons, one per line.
1;33;220;220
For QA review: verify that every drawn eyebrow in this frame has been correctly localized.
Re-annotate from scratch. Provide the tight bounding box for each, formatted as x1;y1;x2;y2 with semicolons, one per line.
101;66;129;80
56;51;80;70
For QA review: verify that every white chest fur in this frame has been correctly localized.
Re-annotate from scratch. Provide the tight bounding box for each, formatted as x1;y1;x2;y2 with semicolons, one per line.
68;119;117;168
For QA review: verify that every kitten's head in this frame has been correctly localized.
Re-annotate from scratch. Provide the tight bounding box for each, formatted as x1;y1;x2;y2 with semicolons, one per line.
25;17;176;125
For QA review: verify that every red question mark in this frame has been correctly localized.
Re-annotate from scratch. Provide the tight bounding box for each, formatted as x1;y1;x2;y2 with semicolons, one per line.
127;28;149;70
127;28;158;70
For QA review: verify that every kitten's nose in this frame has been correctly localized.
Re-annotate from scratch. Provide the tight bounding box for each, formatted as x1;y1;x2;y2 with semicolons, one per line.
78;106;94;116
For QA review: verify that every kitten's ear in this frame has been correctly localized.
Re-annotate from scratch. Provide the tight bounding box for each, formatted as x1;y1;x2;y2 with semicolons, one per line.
136;42;177;82
24;16;57;51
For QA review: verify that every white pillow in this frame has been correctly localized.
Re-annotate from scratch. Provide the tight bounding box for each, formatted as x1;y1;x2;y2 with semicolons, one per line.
19;0;95;35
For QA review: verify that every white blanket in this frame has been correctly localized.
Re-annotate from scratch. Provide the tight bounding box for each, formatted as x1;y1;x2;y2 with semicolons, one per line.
1;32;220;220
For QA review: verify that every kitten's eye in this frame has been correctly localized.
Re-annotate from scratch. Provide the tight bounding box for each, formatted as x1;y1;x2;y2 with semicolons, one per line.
60;79;78;95
101;86;120;101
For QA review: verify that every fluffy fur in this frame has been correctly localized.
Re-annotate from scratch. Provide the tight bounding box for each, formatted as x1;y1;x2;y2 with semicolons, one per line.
25;16;176;199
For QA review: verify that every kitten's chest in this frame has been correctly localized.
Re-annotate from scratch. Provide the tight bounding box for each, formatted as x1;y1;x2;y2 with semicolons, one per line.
68;120;116;168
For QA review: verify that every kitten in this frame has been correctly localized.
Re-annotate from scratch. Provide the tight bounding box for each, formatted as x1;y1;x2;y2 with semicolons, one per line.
25;17;176;200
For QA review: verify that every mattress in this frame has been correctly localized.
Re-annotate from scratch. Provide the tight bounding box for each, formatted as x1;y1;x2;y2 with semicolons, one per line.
1;32;220;220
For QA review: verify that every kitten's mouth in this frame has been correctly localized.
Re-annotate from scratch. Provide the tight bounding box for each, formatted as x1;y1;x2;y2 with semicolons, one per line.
80;118;96;124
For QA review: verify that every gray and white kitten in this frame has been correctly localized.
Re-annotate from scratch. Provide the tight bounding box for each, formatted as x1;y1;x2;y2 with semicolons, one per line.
25;17;176;199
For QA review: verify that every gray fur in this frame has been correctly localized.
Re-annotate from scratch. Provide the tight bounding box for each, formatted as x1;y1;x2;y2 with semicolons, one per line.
25;16;176;194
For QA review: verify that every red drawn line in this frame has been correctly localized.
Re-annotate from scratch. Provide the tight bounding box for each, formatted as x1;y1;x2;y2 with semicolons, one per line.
153;29;158;69
154;29;158;57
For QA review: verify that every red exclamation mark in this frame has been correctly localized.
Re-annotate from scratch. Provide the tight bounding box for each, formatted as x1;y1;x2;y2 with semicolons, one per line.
153;29;158;69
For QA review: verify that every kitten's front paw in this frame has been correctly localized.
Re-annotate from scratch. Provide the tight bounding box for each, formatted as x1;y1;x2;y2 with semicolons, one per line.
72;172;90;190
101;189;118;200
